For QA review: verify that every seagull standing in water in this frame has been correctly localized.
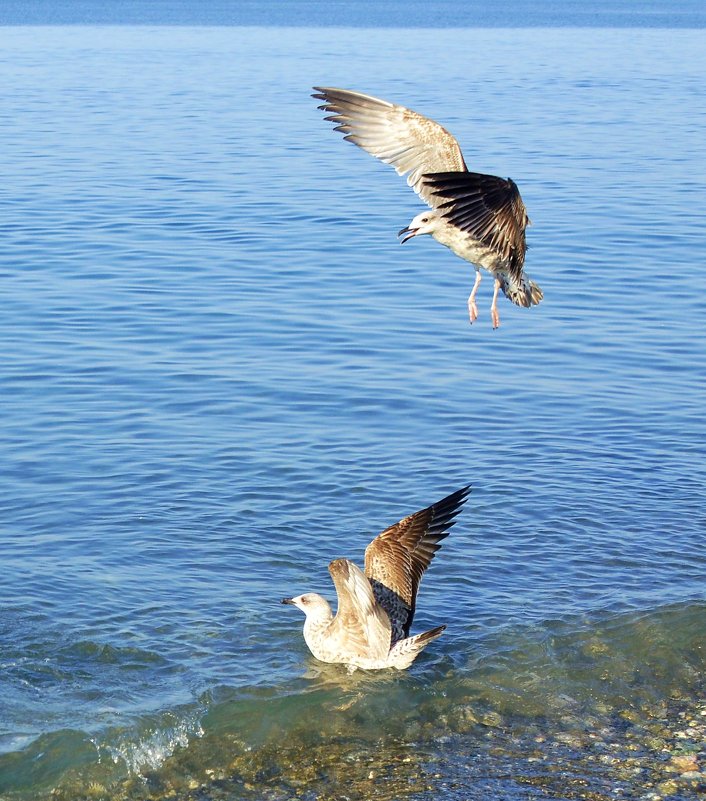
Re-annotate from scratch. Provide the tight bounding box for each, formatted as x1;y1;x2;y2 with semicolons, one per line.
312;87;542;328
281;486;470;671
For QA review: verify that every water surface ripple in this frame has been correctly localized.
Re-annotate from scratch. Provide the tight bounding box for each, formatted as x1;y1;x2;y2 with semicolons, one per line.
0;24;705;801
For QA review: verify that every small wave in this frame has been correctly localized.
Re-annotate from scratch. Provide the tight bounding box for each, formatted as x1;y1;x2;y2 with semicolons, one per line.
103;707;204;775
3;601;705;800
0;705;205;800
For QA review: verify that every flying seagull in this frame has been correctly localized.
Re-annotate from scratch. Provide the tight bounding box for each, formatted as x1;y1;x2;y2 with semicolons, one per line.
312;87;542;328
281;485;471;670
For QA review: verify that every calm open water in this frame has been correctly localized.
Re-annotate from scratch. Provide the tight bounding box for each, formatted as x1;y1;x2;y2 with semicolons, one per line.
1;13;705;801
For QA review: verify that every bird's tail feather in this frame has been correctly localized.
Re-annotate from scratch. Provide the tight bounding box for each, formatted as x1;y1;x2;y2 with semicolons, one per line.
388;625;446;670
499;274;543;308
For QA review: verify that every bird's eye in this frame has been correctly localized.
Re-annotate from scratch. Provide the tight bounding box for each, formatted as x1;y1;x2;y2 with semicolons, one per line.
422;217;429;223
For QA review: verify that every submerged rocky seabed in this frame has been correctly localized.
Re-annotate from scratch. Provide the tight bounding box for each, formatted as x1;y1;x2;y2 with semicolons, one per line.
0;603;702;801
2;603;703;801
44;686;706;801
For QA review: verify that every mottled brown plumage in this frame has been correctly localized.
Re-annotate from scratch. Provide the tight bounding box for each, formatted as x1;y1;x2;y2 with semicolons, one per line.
312;86;542;327
365;485;471;642
312;86;467;205
326;558;391;662
424;171;528;285
281;486;471;670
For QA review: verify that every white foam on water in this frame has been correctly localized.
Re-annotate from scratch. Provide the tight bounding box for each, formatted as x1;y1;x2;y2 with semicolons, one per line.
105;711;204;776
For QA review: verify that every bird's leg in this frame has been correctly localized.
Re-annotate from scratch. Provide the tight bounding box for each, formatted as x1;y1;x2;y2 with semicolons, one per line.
467;270;482;324
491;278;501;329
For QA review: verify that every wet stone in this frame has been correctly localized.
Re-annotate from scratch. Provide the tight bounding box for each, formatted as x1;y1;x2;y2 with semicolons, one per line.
479;711;503;728
668;753;699;772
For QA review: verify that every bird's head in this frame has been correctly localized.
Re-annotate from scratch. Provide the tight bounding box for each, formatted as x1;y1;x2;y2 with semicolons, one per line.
281;592;332;622
398;210;441;243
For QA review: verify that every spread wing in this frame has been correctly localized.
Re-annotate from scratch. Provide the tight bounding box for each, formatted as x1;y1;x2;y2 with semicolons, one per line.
312;87;467;207
364;486;471;643
423;171;529;279
327;558;392;661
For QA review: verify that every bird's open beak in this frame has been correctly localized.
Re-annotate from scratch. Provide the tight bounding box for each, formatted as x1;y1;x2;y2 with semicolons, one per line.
281;597;295;605
398;225;418;244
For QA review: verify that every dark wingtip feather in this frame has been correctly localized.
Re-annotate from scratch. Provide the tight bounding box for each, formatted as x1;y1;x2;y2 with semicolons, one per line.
424;484;472;543
435;484;472;518
418;624;447;644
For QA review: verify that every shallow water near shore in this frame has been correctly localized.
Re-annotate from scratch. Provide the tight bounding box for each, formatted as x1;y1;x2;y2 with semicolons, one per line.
1;18;705;801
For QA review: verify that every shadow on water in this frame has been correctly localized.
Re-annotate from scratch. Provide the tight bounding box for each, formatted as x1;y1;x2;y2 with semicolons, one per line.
3;601;704;801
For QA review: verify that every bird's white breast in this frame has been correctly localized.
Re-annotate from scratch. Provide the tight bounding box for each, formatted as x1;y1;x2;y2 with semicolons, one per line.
432;220;504;272
303;618;335;661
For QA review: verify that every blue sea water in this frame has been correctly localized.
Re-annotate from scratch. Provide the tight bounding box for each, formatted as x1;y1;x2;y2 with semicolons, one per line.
2;0;706;27
0;9;705;801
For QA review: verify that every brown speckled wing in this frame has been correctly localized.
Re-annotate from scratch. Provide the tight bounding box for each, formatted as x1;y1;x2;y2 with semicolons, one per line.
423;171;529;281
364;486;471;643
312;87;467;206
327;558;392;661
